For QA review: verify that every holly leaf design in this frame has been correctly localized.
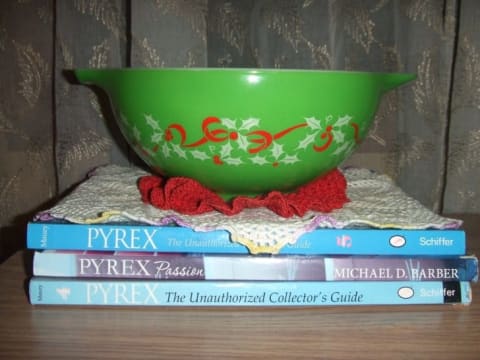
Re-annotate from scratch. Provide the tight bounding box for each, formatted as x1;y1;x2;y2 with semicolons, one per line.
224;157;243;165
271;142;284;159
133;126;141;141
297;132;318;149
333;141;353;156
324;115;335;125
151;132;163;143
221;117;236;129
220;142;233;158
237;134;249;151
120;112;129;126
191;150;209;160
305;116;321;130
240;117;260;131
335;115;352;128
171;143;187;159
332;129;345;143
162;143;171;158
144;114;160;130
281;154;300;164
251;155;269;165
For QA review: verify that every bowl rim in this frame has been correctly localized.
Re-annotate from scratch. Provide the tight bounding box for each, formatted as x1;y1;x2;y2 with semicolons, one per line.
73;67;415;77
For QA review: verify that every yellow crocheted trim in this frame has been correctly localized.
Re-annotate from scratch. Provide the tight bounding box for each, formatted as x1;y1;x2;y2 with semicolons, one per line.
346;220;427;229
230;234;288;255
73;210;123;224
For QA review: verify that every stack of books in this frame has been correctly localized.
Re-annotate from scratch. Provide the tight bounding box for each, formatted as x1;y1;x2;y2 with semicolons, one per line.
26;218;477;307
26;167;477;307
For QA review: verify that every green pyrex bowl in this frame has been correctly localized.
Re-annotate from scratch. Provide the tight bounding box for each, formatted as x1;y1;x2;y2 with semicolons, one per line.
75;68;415;200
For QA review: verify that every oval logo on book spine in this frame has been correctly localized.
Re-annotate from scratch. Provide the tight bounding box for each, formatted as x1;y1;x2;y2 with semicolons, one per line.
397;287;414;299
389;235;406;248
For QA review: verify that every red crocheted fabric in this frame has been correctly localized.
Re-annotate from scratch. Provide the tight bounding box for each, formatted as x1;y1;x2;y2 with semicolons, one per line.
138;169;348;218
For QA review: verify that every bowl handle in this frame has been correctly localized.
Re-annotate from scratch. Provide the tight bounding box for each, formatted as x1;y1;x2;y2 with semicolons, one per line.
381;73;416;92
74;68;106;86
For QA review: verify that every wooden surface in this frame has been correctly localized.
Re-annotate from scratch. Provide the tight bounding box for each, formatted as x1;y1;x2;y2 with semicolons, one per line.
1;215;479;359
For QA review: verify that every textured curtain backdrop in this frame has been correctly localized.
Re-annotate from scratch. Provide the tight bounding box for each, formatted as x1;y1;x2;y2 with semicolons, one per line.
1;0;480;259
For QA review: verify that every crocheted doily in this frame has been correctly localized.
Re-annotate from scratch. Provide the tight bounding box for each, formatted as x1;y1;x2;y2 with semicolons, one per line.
37;165;462;254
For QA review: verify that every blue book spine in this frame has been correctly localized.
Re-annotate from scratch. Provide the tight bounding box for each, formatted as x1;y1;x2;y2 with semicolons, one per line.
27;222;466;255
32;250;479;282
29;278;472;306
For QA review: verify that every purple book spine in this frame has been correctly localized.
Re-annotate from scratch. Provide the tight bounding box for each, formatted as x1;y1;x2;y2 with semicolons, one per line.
33;251;479;281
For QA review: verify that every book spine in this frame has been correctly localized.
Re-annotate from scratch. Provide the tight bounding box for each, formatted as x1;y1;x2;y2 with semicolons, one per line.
32;251;479;282
29;278;472;306
27;222;466;255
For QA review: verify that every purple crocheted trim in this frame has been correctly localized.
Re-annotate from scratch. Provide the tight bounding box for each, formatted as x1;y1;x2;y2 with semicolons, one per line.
33;212;57;222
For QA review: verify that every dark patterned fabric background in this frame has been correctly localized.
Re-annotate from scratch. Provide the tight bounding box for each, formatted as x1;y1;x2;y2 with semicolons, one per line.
1;0;479;260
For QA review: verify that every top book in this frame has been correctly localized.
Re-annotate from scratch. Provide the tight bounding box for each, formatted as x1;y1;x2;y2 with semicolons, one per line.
26;221;466;256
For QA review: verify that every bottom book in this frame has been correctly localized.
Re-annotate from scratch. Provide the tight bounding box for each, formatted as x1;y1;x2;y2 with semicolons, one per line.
29;277;472;307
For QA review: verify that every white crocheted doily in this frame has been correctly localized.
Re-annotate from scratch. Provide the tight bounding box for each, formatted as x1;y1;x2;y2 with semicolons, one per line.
38;165;462;254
